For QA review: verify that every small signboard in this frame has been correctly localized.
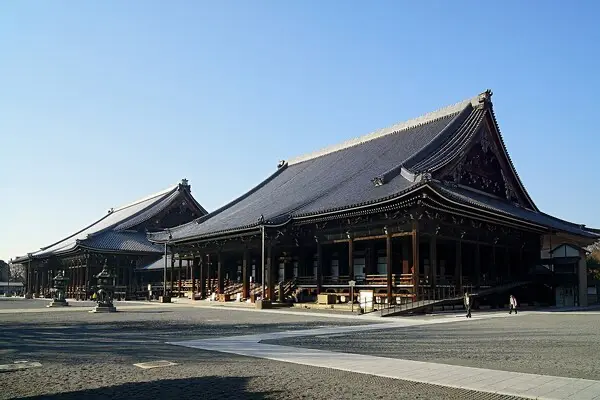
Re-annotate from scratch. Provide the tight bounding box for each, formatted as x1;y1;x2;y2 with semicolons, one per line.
147;284;152;291
348;280;356;287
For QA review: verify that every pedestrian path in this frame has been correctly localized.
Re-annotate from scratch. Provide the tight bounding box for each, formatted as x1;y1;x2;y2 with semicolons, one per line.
168;314;600;400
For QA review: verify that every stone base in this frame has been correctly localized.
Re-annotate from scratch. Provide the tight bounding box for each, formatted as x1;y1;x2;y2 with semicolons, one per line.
89;304;117;313
47;299;69;307
255;300;272;309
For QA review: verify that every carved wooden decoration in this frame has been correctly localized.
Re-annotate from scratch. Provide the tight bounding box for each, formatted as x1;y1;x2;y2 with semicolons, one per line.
440;127;522;205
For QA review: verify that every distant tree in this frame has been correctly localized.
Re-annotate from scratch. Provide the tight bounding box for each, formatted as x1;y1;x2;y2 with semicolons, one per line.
587;244;600;282
8;262;26;284
0;260;8;281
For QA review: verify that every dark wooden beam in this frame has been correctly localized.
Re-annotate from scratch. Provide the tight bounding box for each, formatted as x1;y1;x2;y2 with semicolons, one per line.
242;249;250;299
386;231;392;304
412;221;420;294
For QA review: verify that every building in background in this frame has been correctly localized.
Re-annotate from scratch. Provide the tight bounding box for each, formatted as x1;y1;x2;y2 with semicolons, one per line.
11;179;207;300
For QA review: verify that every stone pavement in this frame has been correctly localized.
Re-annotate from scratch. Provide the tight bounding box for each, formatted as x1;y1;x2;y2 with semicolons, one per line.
168;313;600;400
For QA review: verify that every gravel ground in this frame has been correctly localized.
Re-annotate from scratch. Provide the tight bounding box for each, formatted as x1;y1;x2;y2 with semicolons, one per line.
0;300;524;400
268;311;600;380
0;298;105;309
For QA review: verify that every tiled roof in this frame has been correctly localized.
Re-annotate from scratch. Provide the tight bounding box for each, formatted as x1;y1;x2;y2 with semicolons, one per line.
13;181;206;262
149;94;484;242
136;255;191;271
147;90;595;243
430;184;599;239
81;231;163;253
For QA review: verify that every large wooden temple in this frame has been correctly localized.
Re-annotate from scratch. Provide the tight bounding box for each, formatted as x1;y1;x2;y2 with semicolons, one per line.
147;90;599;309
12;179;207;300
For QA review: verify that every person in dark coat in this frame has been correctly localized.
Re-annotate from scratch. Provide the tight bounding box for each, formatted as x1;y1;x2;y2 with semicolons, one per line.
464;292;472;318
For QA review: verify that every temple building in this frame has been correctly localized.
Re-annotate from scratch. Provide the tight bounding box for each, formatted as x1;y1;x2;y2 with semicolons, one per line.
11;179;207;300
147;90;598;310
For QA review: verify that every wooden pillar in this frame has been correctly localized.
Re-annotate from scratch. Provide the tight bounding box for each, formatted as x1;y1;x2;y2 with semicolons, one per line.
348;238;354;279
178;258;182;296
170;254;175;294
41;266;47;296
455;239;463;293
491;242;497;281
386;231;393;304
412;222;420;296
191;258;197;299
86;263;90;297
316;240;322;295
206;254;212;294
266;244;274;300
506;248;511;279
242;250;250;299
198;256;204;298
474;243;481;286
430;235;437;289
26;263;30;294
217;253;224;295
129;262;134;296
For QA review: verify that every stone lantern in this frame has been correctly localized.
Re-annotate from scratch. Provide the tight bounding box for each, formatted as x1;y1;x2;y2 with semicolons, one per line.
90;264;117;313
47;270;70;307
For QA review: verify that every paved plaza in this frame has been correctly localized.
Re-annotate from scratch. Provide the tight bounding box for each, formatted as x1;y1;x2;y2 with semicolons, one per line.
1;299;599;399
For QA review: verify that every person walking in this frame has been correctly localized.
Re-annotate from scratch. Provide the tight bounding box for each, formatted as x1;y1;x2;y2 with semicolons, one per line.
509;294;518;314
464;292;472;318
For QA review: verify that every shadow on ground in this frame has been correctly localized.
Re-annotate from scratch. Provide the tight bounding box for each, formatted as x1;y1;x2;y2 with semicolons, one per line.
14;376;274;400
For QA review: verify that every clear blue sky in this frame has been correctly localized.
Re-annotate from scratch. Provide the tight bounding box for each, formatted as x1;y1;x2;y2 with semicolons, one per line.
1;1;599;261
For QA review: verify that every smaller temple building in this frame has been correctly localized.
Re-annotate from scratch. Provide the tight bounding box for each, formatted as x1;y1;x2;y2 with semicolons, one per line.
10;179;207;300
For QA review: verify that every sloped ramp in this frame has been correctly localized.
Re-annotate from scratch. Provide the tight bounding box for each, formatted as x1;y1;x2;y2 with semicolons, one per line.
380;281;532;317
471;281;532;297
380;297;463;317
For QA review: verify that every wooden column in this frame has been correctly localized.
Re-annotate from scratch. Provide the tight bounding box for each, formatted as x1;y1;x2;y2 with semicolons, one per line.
491;242;497;281
129;262;134;296
191;258;197;299
217;253;224;295
506;248;511;279
41;266;47;297
348;238;354;279
26;263;31;294
430;235;437;289
455;239;463;293
170;254;175;294
386;231;393;304
411;222;420;295
316;240;322;295
242;250;250;299
206;254;212;295
34;267;39;296
86;263;90;297
266;245;274;300
199;256;205;298
474;243;481;286
178;258;182;297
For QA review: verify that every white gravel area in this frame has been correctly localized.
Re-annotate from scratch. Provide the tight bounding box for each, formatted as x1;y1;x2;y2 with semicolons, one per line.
268;311;600;380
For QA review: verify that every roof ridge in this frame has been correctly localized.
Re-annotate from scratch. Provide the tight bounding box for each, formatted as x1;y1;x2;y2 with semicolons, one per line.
113;184;178;212
40;183;179;252
148;165;290;241
287;92;485;166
